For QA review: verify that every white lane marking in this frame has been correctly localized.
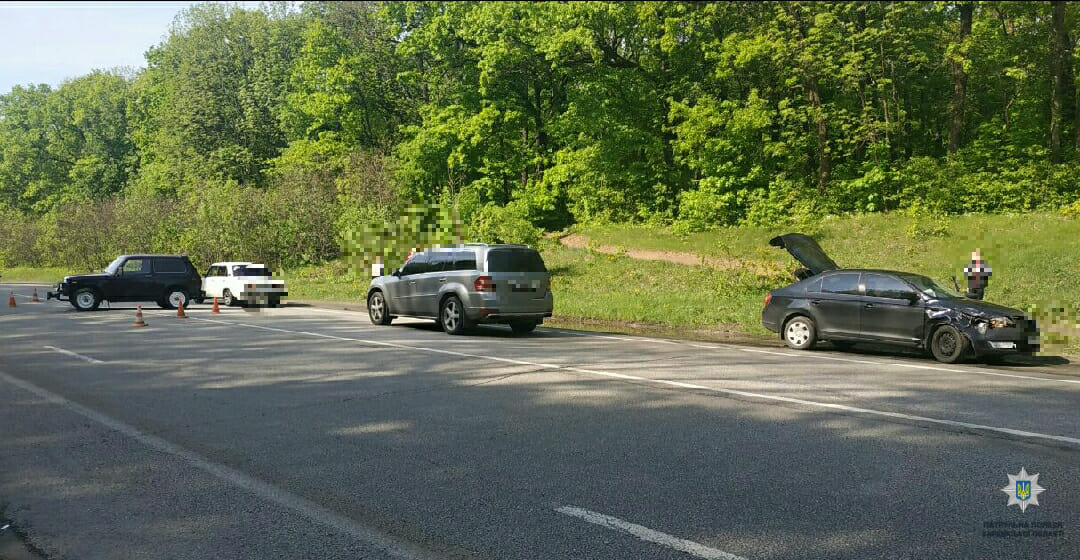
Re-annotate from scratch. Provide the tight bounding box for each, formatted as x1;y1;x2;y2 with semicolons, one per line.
0;370;444;560
556;505;747;560
286;306;1080;386
739;347;1080;385
43;345;104;364
183;316;1080;447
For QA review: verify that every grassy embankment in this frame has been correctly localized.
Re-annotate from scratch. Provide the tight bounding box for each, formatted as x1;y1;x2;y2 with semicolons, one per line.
5;212;1077;354
280;211;1079;354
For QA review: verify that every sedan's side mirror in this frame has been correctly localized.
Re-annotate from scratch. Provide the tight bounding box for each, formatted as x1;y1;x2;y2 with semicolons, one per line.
391;269;401;277
905;292;921;305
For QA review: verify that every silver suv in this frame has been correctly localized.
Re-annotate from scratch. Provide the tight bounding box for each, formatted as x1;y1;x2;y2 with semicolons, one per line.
366;244;553;335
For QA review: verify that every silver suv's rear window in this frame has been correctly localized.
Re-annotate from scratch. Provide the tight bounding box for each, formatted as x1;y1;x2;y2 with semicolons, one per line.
486;249;547;273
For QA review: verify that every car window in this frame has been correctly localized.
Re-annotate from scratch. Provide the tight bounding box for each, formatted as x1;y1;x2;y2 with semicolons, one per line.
427;252;453;273
820;273;860;295
453;251;478;271
399;253;429;276
897;273;960;300
803;277;822;294
238;266;271;276
122;258;149;275
153;258;186;274
865;273;916;299
486;249;546;273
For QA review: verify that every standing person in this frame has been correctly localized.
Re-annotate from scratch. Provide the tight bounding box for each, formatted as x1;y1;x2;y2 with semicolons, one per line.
963;249;991;300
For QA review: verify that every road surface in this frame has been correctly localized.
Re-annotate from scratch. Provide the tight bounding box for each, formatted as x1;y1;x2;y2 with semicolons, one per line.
1;284;1077;559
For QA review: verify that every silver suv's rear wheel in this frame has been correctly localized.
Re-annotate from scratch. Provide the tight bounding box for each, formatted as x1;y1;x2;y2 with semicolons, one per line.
441;296;471;335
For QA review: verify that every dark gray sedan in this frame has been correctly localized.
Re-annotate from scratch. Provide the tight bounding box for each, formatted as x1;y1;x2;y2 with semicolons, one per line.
762;234;1041;364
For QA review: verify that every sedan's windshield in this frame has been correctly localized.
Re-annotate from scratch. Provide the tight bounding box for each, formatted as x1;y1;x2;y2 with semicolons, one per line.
898;273;961;300
103;256;125;275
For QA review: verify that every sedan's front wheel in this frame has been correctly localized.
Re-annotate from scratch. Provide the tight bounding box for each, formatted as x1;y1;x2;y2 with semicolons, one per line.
930;325;969;363
783;316;816;350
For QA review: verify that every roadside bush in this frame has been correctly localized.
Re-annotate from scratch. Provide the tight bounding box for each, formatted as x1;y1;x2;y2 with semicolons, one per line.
34;198;119;272
0;205;44;267
469;202;542;246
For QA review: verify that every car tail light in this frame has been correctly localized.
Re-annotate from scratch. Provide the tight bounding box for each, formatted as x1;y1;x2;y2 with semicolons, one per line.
764;292;772;307
474;276;495;292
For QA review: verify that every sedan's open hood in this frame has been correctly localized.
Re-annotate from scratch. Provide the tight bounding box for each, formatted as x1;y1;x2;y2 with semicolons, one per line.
768;233;839;276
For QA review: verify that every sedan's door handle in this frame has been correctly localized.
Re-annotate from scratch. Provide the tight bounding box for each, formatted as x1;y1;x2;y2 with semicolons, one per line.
810;300;821;305
439;277;447;283
864;303;874;309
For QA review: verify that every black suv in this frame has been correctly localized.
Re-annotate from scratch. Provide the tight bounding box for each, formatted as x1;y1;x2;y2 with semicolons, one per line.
47;255;203;311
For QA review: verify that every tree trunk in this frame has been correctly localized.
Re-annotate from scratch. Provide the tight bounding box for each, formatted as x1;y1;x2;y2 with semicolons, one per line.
855;4;867;163
806;77;830;192
949;2;973;155
1050;1;1067;163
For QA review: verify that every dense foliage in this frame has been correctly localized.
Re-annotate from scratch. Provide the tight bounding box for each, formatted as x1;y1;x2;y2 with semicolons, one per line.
1;1;1079;273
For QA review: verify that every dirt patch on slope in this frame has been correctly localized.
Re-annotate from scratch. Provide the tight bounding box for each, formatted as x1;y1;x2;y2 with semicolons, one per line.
556;233;780;275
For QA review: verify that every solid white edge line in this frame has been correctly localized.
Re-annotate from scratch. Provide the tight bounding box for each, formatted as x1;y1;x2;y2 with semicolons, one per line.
555;505;747;560
183;315;1080;447
0;370;443;560
289;306;1080;386
43;345;104;364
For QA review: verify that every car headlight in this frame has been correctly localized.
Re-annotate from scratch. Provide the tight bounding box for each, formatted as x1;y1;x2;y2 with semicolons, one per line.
975;321;989;334
989;317;1014;329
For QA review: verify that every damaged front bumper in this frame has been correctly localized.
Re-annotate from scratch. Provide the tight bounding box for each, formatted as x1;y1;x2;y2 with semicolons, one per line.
45;283;69;302
965;319;1041;357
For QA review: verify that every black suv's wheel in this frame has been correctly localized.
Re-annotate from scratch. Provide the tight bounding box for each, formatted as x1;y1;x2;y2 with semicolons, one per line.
930;325;969;363
783;316;816;350
368;291;392;325
72;288;101;311
441;296;471;335
162;288;189;310
510;320;537;335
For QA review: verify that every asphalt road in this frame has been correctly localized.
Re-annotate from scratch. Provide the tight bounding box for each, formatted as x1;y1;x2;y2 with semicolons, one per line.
1;283;1078;560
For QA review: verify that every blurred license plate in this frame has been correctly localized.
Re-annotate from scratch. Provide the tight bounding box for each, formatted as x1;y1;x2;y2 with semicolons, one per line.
1028;336;1040;345
511;284;534;292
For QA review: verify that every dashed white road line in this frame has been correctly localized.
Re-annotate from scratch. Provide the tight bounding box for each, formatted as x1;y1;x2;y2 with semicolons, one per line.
0;370;445;560
43;345;104;364
181;314;1080;447
556;505;747;560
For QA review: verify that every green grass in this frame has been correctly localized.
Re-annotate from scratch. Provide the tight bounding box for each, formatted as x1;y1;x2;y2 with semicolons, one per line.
567;211;1080;354
1;266;78;283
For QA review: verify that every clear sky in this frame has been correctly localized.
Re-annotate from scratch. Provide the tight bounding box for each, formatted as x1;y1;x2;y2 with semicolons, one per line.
0;1;263;93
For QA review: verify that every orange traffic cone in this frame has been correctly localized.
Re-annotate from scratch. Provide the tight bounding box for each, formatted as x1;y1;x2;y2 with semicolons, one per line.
8;291;15;307
211;297;220;314
176;299;187;318
133;305;147;327
31;288;40;303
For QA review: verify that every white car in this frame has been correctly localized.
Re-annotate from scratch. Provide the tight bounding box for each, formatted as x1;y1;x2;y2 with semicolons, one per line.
202;261;288;307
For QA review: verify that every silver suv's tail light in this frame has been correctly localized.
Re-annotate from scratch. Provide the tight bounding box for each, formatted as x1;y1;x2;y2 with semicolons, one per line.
474;276;495;292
